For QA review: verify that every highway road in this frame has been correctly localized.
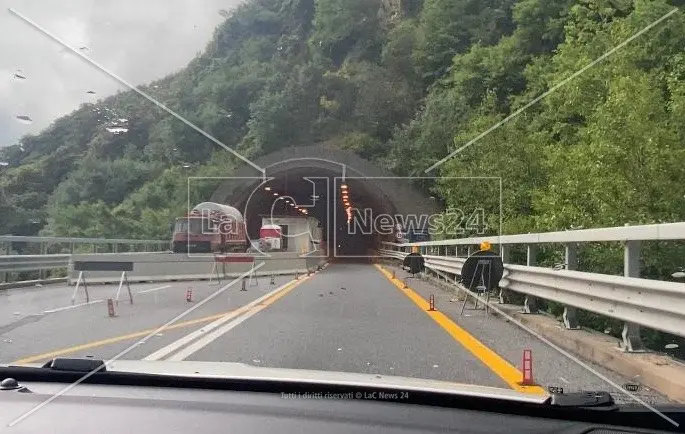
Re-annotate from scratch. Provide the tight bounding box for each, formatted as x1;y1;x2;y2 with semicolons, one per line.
0;262;672;406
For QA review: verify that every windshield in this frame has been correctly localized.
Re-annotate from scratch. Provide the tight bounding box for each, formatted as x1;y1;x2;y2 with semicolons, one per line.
175;218;206;235
1;0;684;430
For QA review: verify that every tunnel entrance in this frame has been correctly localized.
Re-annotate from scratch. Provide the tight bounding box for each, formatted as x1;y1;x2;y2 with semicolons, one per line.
210;144;439;258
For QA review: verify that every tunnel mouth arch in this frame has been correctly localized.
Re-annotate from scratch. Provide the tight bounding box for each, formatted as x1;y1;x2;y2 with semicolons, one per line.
209;144;440;257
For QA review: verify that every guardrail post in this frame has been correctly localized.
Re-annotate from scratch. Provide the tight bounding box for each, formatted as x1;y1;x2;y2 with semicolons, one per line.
562;244;580;329
39;243;46;280
1;243;6;282
523;245;538;314
498;245;510;304
621;239;646;352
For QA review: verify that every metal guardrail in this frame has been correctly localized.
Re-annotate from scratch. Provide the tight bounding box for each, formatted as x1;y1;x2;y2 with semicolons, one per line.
378;221;685;353
0;236;167;245
380;249;685;339
0;236;170;285
382;222;685;247
0;255;70;273
0;252;173;275
500;264;685;338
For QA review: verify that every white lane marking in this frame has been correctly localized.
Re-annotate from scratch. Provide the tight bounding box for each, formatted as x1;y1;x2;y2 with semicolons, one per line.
137;285;172;294
43;300;104;313
143;278;300;361
559;377;570;384
143;307;241;361
168;299;271;361
6;263;266;428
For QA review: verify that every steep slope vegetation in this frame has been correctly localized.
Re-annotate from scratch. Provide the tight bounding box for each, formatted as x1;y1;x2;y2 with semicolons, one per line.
1;0;683;246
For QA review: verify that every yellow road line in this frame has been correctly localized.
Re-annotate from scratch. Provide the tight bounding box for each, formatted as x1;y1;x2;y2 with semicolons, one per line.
12;276;309;365
375;264;546;396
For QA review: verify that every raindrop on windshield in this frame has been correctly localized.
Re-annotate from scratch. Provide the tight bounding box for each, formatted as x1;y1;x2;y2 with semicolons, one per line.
15;115;32;124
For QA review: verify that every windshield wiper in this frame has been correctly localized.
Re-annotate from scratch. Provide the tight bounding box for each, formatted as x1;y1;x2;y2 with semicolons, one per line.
41;358;106;373
546;390;618;411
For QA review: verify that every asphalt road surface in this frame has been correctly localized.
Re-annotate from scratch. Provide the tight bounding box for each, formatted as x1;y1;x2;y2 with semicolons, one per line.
0;262;673;407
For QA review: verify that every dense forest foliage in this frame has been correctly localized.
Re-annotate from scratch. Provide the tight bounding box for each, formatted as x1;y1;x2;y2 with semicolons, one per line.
2;0;685;349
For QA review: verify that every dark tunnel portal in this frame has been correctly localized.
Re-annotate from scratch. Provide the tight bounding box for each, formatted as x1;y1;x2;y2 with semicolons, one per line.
235;169;394;258
210;146;440;259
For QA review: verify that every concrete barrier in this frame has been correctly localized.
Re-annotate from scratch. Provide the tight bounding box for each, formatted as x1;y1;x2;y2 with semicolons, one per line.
67;252;327;284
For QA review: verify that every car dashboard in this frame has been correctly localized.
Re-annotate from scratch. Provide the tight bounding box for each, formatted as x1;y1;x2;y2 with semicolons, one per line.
0;363;683;434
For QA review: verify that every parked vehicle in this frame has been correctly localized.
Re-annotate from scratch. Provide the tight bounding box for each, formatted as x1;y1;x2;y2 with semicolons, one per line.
171;202;248;253
259;224;282;251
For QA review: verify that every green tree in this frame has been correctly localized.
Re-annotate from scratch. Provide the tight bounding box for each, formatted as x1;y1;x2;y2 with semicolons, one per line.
310;0;383;65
